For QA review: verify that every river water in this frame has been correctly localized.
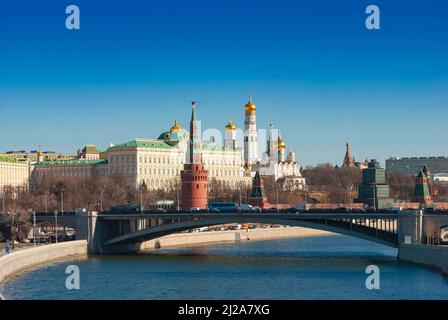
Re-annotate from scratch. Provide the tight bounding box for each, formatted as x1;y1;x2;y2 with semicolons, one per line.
2;235;448;299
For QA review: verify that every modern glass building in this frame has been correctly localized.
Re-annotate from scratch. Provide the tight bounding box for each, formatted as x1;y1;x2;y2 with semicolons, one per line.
386;156;448;176
356;160;394;209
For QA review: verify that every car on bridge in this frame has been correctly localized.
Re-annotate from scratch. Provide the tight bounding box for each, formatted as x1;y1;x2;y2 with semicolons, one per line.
109;205;144;214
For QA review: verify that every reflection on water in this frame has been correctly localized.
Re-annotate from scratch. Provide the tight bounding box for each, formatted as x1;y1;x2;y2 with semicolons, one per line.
2;235;448;300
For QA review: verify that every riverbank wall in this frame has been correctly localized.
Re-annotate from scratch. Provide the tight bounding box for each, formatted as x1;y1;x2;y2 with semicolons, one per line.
0;240;88;286
140;226;332;250
398;244;448;274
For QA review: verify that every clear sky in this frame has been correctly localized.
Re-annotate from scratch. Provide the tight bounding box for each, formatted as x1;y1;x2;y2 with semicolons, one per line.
1;0;447;166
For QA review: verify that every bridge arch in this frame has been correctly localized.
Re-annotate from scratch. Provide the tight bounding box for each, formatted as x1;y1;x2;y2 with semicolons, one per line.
103;217;397;250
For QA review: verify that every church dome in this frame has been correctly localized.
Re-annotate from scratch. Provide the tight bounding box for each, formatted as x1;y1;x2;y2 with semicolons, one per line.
244;96;256;114
225;120;236;130
277;135;286;150
170;120;182;132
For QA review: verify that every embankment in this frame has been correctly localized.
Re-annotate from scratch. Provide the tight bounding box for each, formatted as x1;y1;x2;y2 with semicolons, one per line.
141;226;332;250
0;240;88;286
398;244;448;274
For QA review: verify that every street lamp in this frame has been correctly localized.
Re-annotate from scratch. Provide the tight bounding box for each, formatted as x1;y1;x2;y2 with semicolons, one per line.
1;193;5;214
60;188;65;214
52;185;65;214
348;184;353;212
239;183;242;207
54;210;58;243
32;210;36;246
100;189;104;212
373;186;377;212
276;183;279;212
44;192;48;213
10;212;15;250
139;185;144;212
176;183;180;211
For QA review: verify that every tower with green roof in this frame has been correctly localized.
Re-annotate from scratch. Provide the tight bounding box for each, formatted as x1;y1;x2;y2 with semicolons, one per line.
412;167;432;205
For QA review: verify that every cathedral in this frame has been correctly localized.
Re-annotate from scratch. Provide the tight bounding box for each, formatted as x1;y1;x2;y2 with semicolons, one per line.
242;97;306;191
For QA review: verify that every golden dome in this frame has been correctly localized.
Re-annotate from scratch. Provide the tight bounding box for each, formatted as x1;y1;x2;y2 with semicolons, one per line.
277;134;286;150
244;96;256;114
225;120;236;130
170;120;181;131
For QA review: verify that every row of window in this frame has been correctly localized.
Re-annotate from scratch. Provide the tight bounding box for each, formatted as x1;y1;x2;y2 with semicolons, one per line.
110;153;241;166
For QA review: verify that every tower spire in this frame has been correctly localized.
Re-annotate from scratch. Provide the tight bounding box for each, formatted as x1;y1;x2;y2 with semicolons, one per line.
343;142;354;167
191;100;197;121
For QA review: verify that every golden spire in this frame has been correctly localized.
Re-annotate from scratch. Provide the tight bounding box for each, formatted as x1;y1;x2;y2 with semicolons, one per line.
244;96;256;114
277;132;286;150
170;119;181;131
225;120;236;130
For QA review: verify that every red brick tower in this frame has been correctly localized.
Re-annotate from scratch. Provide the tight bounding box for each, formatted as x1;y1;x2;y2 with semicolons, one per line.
249;171;270;209
181;101;208;210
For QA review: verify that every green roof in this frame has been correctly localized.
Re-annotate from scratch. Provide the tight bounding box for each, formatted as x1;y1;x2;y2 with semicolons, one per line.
35;159;107;166
0;155;22;163
111;139;173;150
202;142;240;153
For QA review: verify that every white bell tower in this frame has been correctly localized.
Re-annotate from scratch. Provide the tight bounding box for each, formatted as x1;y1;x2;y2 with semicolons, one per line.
243;96;258;165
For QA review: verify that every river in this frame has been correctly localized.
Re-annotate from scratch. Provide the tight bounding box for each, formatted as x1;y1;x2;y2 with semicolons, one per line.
2;234;448;299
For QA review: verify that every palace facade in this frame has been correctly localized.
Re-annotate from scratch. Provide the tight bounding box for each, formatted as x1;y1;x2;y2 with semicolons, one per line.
0;155;31;190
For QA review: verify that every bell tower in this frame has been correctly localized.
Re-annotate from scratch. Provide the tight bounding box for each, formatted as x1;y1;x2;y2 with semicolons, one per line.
243;96;258;165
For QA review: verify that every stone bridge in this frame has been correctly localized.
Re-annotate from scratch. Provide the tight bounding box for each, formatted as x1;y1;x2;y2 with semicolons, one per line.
34;210;448;254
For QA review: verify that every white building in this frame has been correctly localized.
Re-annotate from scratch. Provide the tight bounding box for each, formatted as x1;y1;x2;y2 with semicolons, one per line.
252;125;306;191
0;155;31;190
33;116;250;191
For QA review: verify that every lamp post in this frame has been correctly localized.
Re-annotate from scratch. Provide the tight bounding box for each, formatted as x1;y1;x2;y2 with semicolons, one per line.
100;189;104;212
60;188;65;214
276;183;279;212
33;211;36;246
45;192;48;213
54;210;58;243
373;186;377;212
348;184;353;212
140;185;143;212
176;184;180;211
10;212;15;250
1;193;5;214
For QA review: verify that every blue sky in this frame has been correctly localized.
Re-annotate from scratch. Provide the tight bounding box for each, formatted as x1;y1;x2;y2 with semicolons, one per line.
0;0;447;166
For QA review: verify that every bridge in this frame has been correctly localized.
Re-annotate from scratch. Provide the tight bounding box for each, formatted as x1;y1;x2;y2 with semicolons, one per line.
34;209;448;254
35;210;407;254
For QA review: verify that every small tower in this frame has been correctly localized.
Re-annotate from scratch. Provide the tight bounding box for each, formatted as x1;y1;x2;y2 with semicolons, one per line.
287;151;296;162
224;120;237;150
37;149;44;163
412;168;432;205
277;132;286;162
181;101;208;210
342;142;355;167
267;124;276;160
249;171;270;209
243;96;258;165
